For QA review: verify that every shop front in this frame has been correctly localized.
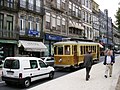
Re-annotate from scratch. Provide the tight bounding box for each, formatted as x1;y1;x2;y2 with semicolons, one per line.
0;40;17;61
44;33;63;57
18;40;48;57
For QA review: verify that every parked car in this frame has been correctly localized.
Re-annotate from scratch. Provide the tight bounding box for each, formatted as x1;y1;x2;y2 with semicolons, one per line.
40;57;54;66
2;57;55;88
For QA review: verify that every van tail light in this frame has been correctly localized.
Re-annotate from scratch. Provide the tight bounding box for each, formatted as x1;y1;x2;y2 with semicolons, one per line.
19;73;22;79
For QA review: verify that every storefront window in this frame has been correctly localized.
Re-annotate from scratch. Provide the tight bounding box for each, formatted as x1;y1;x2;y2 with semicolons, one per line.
0;44;14;61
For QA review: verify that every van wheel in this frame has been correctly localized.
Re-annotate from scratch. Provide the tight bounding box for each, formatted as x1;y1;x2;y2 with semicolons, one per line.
23;78;31;88
49;71;54;79
5;81;11;86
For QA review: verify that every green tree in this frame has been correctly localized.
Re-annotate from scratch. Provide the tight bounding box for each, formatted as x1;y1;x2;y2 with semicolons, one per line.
115;7;120;32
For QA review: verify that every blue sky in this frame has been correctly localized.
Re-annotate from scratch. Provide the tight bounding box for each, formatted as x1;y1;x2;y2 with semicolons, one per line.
95;0;120;24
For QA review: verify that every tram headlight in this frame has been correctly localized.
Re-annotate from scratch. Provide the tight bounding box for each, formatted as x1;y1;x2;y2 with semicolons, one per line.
59;58;62;62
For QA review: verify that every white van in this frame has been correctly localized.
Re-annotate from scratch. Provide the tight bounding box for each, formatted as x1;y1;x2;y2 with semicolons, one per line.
2;57;55;88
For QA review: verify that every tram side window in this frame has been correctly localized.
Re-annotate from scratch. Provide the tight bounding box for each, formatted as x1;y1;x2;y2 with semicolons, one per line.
93;46;96;53
58;47;63;55
90;46;92;52
95;46;96;52
54;46;57;55
80;46;83;54
84;46;86;54
65;45;70;55
86;46;88;53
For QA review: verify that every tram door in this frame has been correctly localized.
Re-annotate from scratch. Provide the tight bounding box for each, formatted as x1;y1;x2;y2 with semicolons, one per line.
73;45;78;65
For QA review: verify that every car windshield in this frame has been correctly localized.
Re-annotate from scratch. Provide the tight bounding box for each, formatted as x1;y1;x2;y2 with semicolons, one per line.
4;59;19;69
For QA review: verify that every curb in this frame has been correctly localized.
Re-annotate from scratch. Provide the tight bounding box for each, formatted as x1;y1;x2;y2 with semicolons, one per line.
115;75;120;90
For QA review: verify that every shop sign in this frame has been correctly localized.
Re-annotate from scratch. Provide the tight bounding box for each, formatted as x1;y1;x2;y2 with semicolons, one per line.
28;30;39;35
45;34;62;41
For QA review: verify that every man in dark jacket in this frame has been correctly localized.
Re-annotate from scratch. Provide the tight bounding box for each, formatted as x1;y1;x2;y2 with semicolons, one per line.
103;50;115;78
83;50;93;81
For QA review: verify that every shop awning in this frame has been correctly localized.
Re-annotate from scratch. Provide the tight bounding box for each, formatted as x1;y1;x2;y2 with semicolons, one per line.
19;40;48;52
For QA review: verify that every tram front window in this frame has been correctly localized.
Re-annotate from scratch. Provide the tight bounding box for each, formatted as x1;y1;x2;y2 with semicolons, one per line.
65;45;70;55
58;47;63;55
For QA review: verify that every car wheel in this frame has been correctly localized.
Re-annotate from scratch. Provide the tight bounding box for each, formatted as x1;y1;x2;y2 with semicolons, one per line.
49;71;54;79
5;81;12;86
23;78;31;88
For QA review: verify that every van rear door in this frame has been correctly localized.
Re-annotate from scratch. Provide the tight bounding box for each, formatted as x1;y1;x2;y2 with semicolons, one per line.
2;59;20;78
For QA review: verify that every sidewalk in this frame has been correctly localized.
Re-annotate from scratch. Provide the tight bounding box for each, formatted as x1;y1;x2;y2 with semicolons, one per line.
28;55;120;90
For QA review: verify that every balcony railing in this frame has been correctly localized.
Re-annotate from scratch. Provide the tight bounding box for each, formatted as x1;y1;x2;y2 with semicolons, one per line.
0;0;18;12
19;0;45;15
0;29;19;39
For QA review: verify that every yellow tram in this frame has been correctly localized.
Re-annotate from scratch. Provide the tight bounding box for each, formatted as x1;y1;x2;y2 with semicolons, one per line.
54;41;103;69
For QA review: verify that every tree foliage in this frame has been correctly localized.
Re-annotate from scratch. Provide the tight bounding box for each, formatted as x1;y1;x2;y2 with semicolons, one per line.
115;7;120;32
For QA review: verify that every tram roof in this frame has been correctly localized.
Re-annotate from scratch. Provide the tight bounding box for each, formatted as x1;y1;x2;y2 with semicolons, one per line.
54;41;99;45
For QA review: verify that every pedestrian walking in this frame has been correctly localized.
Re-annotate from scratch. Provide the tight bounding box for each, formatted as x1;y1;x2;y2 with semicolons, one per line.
103;49;115;78
83;50;93;81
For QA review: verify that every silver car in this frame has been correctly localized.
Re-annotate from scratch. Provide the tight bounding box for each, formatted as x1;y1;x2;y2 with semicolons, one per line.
41;57;54;66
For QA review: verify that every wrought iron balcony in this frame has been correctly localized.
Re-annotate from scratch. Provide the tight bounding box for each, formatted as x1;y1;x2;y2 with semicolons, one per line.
19;0;45;15
0;29;19;40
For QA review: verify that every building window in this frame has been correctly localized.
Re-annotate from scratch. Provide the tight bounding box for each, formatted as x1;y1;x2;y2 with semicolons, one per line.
76;6;79;17
82;0;85;5
36;0;41;12
57;0;60;9
72;4;76;16
69;1;72;15
28;0;34;10
82;11;85;21
46;12;50;29
61;0;65;9
20;0;26;8
36;23;39;31
28;21;32;30
57;16;61;31
36;18;40;32
19;15;26;35
86;0;88;7
0;0;4;6
0;13;4;30
0;13;4;37
78;7;81;18
51;14;56;30
6;15;13;37
62;18;66;33
7;0;14;8
20;19;23;30
35;18;40;37
28;16;34;30
69;28;72;34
